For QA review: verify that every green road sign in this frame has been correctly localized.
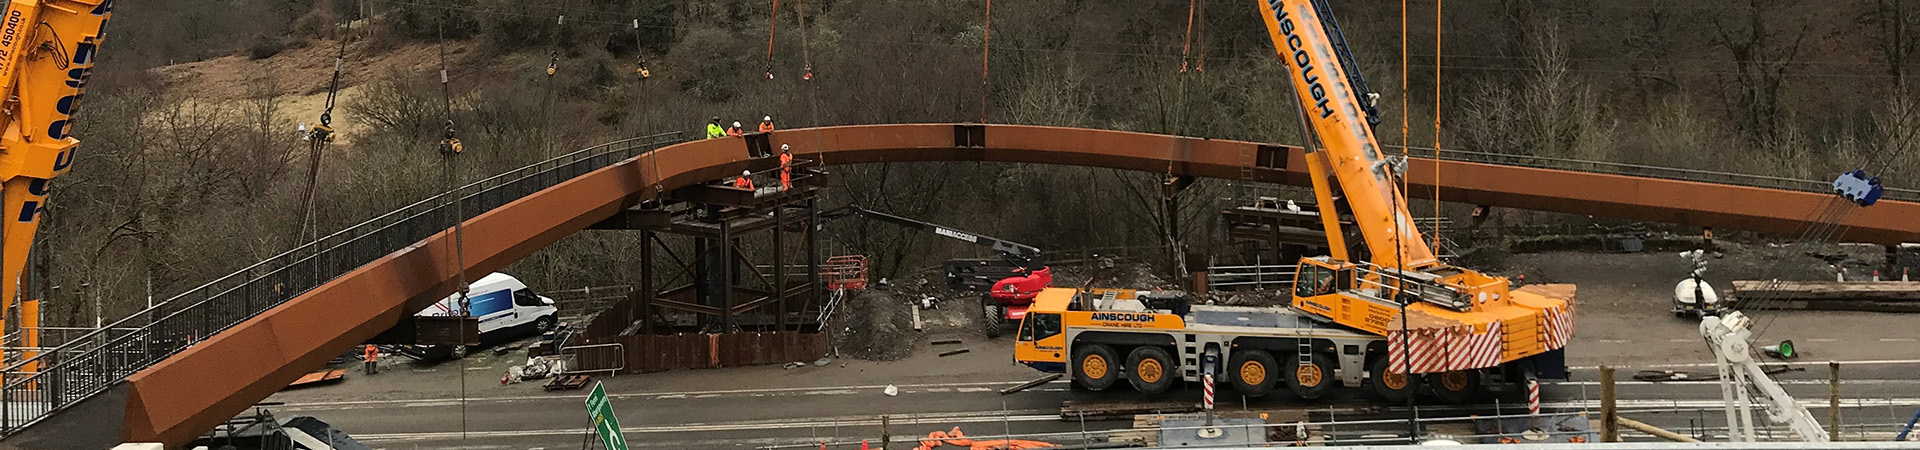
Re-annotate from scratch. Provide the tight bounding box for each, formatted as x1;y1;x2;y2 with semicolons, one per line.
585;382;629;450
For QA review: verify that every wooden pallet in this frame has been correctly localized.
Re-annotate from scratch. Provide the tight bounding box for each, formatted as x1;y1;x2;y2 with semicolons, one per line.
544;374;592;391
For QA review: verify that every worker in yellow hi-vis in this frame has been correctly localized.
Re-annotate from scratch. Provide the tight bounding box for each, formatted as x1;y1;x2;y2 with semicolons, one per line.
705;117;726;139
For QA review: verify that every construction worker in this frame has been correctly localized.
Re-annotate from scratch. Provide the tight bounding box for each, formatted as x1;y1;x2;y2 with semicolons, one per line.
727;121;744;137
779;144;794;191
734;170;755;190
705;117;726;139
363;344;379;375
759;116;775;133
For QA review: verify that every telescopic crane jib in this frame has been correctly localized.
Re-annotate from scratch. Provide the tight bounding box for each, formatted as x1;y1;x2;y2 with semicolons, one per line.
0;0;114;364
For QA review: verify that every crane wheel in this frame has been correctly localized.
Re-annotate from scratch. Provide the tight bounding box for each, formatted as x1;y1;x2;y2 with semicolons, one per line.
1073;344;1119;391
1285;352;1335;400
1368;356;1418;403
1227;350;1277;398
1430;369;1483;404
1126;346;1175;395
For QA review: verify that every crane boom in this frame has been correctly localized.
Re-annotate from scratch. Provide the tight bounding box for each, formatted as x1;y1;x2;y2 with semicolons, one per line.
1257;0;1574;374
1259;0;1434;269
822;204;1044;270
0;0;112;362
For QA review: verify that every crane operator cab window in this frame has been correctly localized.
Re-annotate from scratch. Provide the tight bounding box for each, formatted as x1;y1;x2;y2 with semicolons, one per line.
1295;261;1340;298
1018;312;1062;342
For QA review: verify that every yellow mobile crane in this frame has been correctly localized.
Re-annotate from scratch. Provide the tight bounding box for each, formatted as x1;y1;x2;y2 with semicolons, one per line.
1015;0;1573;403
1256;0;1572;374
0;0;114;365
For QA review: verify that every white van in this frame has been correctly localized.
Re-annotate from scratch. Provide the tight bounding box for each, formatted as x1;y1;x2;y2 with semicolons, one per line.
418;272;560;337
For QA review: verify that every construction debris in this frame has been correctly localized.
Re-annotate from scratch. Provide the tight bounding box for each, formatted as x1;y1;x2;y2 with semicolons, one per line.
931;339;963;346
937;348;970;357
285;369;346;388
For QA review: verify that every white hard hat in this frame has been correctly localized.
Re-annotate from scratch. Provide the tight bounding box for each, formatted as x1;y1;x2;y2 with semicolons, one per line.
733;121;742;127
743;170;752;176
781;144;790;151
764;116;772;121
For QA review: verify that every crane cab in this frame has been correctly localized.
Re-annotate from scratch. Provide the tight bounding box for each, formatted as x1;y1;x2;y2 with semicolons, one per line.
1012;288;1073;373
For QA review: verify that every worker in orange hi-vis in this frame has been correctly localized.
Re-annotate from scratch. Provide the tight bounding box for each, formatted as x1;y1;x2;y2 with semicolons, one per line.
734;170;755;190
779;144;794;191
363;344;379;375
727;121;744;137
759;116;776;133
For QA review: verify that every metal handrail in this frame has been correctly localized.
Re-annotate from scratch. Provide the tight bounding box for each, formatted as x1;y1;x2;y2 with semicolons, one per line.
0;131;686;435
1390;144;1920;202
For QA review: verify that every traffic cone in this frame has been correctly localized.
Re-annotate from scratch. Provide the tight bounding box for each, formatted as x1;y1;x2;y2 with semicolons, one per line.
860;440;869;450
1761;340;1797;359
1874;270;1881;281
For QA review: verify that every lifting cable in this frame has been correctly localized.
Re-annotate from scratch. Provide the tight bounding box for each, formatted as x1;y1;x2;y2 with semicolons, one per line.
1430;0;1442;251
764;0;780;80
539;5;568;157
1399;0;1409;232
298;20;353;245
795;0;829;174
431;17;472;440
1179;0;1198;73
979;0;993;123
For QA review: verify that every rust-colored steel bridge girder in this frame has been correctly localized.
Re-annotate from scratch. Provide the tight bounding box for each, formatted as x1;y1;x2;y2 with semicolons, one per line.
26;124;1908;448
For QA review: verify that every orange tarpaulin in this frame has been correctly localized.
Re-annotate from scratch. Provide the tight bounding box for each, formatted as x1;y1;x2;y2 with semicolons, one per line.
915;427;1056;450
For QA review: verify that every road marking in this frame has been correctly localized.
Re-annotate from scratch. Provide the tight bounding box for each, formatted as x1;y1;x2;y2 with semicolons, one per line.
1879;338;1917;343
1667;339;1692;343
1570;358;1920;371
1597;339;1630;344
276;379;1067;410
1808;338;1839;342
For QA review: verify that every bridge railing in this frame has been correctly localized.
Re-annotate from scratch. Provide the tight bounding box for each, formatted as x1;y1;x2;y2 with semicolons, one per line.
1392;145;1920;203
0;131;688;435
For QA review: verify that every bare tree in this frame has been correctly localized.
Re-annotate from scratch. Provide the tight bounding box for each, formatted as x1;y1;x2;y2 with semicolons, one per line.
1710;0;1809;145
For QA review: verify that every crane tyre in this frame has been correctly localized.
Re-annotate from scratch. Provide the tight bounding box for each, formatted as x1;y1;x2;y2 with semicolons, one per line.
1073;344;1120;391
1227;350;1278;398
1126;346;1176;395
1430;369;1483;404
1285;352;1335;400
1369;356;1419;403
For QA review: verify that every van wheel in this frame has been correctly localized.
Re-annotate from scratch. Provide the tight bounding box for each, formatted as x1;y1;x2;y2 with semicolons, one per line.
1430;369;1483;404
1126;346;1175;395
1369;356;1418;403
1285;352;1335;400
535;315;557;333
1228;350;1277;398
449;345;469;360
1073;344;1119;391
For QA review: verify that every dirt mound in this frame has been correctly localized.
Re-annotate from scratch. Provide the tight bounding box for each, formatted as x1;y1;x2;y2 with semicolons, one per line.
831;289;918;361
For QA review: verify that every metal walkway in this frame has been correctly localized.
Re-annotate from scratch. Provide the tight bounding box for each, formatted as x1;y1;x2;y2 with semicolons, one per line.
2;124;1914;448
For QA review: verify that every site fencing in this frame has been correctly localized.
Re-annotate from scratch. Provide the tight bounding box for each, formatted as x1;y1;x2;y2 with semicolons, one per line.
0;132;688;435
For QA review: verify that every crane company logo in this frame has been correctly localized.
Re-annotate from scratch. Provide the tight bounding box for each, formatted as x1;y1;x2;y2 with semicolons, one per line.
0;8;23;73
1090;312;1155;323
1269;4;1333;120
934;227;979;243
